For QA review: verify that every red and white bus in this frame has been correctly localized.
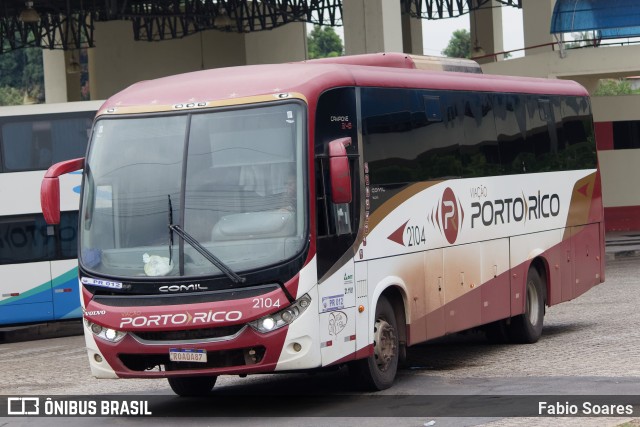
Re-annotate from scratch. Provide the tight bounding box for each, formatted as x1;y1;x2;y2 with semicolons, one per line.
41;53;604;395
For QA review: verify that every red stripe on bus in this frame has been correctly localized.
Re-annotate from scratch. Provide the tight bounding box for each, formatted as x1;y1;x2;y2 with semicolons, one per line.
595;122;614;151
605;206;640;231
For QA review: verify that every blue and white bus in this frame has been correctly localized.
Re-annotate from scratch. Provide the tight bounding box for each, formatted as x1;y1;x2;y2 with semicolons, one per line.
0;100;102;325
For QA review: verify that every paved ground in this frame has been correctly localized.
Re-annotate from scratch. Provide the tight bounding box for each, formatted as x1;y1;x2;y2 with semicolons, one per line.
606;231;640;260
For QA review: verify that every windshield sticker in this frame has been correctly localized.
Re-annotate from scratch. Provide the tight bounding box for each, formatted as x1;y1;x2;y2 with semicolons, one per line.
80;277;123;289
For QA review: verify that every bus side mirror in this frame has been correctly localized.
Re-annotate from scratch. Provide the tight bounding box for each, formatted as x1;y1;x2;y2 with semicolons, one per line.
41;157;85;225
328;137;352;204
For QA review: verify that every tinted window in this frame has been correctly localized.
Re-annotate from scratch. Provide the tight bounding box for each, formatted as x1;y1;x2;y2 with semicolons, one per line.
560;96;597;169
461;93;500;177
59;211;79;259
362;88;463;192
0;112;93;172
315;87;360;279
613;120;640;150
0;211;77;264
493;93;529;174
494;94;595;173
527;97;561;172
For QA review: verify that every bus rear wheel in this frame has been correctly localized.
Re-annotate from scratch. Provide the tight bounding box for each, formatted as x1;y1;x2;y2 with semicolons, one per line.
508;267;545;344
167;376;217;397
349;296;399;391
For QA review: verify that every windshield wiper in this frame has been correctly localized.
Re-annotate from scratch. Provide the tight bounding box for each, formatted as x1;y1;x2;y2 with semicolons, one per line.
169;224;245;284
167;195;245;284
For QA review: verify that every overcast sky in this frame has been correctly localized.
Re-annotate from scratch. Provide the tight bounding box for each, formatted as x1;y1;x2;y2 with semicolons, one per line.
327;4;525;58
421;5;525;57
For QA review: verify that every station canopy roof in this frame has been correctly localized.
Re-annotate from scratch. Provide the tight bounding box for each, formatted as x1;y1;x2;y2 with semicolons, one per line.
0;0;520;54
550;0;640;39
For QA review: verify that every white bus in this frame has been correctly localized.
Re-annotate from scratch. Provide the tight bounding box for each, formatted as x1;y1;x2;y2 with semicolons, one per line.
0;100;102;325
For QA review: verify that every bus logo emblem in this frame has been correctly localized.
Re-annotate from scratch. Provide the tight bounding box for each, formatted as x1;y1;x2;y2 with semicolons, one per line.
437;187;463;244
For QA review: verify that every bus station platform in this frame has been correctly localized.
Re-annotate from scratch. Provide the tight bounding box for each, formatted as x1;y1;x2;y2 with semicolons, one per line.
605;231;640;260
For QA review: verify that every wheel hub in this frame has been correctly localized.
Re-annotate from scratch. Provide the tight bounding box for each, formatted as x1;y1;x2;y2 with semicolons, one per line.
373;318;397;372
526;280;540;326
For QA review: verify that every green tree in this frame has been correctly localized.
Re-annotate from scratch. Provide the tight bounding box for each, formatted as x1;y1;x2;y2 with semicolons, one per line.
594;79;633;96
0;44;44;105
307;25;343;59
442;29;471;59
0;87;24;106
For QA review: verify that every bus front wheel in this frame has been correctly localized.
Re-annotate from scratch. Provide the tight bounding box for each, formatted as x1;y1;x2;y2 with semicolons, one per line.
508;267;545;344
167;375;217;397
349;296;399;391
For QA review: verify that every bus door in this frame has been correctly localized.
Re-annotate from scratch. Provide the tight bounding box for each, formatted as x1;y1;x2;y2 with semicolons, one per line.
315;145;360;365
315;87;362;364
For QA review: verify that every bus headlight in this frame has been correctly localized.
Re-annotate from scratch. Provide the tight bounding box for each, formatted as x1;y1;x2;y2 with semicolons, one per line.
84;319;127;343
249;294;311;334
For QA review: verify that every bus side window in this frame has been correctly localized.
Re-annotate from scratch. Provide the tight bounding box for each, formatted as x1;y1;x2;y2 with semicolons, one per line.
461;93;501;177
314;87;360;279
1;122;33;171
561;96;597;169
494;94;530;174
0;114;93;172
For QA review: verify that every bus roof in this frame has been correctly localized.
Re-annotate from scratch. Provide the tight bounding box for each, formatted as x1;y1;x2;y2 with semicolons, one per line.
100;55;588;114
306;52;483;74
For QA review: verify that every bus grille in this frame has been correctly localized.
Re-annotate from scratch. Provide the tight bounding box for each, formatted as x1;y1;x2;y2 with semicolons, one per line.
119;346;266;372
131;325;244;343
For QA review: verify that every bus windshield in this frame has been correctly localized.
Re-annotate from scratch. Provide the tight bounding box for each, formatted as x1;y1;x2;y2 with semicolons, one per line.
79;102;306;280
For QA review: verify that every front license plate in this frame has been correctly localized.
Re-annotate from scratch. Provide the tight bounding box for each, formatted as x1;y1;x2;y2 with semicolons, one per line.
169;348;207;363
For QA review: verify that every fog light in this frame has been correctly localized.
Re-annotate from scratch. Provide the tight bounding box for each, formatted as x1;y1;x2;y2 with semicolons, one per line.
91;323;103;334
94;354;103;363
293;342;302;352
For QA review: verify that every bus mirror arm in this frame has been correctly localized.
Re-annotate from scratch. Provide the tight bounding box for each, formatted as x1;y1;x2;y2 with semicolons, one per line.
328;137;352;204
41;157;85;225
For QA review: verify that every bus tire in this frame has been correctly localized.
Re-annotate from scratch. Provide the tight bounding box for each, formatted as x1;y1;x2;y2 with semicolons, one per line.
508;268;545;344
167;376;217;397
349;296;399;391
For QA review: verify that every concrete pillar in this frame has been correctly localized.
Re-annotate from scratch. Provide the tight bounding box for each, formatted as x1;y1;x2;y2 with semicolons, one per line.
567;76;600;94
401;13;424;55
522;0;556;56
88;21;247;100
245;22;307;64
64;50;83;102
470;0;504;64
42;50;68;103
343;0;403;55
